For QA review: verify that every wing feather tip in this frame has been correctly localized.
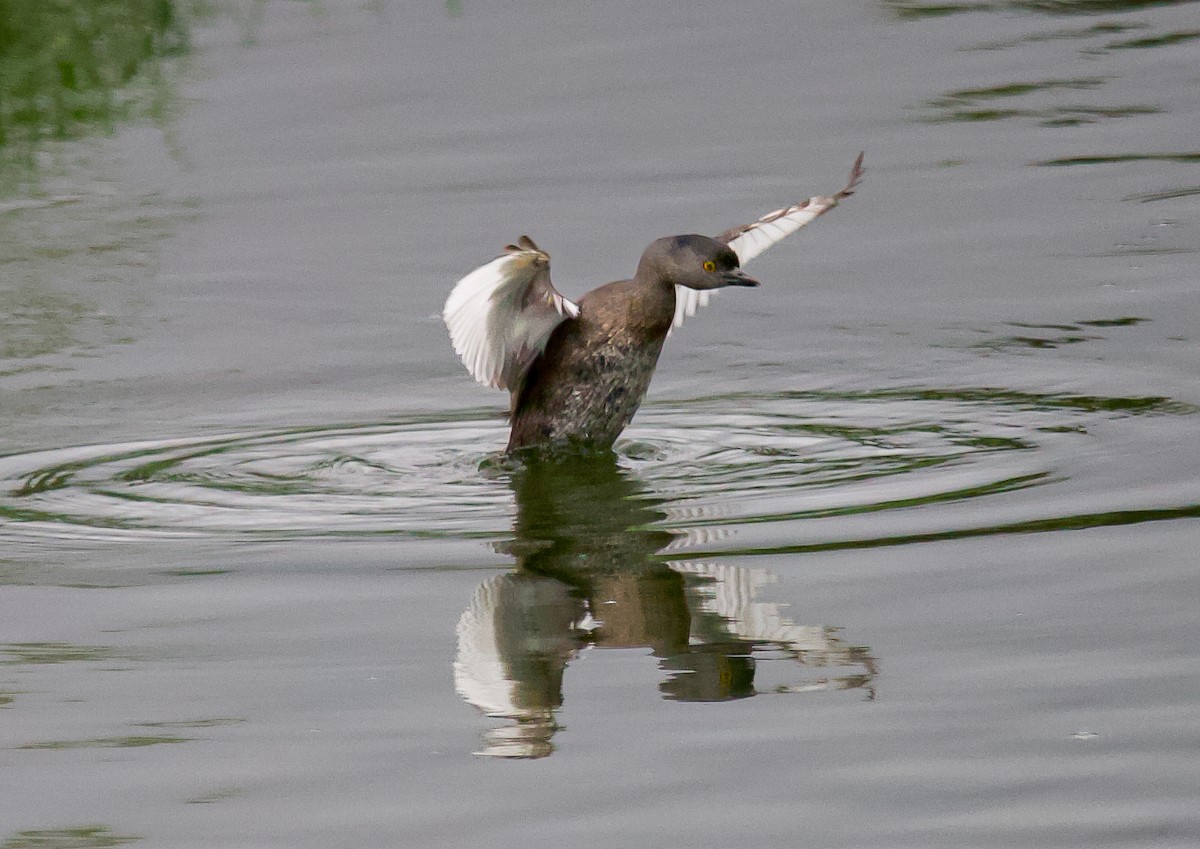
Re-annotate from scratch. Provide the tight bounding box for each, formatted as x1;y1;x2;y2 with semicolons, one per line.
444;236;576;393
836;151;866;200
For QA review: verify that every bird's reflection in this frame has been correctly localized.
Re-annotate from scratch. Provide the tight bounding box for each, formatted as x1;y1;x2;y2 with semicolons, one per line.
454;453;875;758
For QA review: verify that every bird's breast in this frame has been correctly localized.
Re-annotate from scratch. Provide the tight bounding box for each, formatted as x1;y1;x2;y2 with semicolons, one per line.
508;319;668;451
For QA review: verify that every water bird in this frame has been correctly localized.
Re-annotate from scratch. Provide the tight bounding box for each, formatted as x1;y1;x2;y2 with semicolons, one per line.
444;153;864;453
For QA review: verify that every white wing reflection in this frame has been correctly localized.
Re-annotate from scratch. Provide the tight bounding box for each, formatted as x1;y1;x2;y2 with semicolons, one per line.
455;559;873;758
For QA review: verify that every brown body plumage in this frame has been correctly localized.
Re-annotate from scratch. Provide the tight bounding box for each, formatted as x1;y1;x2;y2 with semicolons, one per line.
508;276;677;451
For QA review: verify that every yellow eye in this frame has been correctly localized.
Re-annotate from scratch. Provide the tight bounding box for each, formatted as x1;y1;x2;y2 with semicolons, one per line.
703;260;716;272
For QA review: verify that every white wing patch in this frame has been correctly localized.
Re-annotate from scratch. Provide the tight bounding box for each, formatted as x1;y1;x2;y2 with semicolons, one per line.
671;286;712;331
447;155;863;351
723;196;840;265
673;152;865;331
443;244;579;391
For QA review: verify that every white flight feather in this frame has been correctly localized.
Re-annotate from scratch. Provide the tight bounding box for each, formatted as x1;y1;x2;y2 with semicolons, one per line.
669;197;834;333
443;250;578;390
450;155;862;354
725;196;838;265
673;151;863;331
671;286;712;330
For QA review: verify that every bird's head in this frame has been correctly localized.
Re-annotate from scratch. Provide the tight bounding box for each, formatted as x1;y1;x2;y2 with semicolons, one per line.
637;234;758;291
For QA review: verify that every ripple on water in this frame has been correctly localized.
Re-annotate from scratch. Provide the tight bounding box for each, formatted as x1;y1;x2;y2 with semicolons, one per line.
0;413;510;543
0;389;1194;550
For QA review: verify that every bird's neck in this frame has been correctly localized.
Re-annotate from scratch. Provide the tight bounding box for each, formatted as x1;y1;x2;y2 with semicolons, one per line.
619;272;677;337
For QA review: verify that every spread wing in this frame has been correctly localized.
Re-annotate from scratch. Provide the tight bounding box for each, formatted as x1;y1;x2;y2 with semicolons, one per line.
672;151;865;330
443;236;580;392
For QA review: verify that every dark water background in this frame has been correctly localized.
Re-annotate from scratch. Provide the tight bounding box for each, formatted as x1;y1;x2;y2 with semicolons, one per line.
2;1;1198;846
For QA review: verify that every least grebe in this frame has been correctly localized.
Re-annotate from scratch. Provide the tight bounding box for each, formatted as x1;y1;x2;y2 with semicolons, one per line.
444;153;864;453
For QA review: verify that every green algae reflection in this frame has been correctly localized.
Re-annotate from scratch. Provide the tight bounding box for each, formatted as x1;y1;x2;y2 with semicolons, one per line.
17;734;189;750
1;826;140;849
0;642;120;665
884;1;1200;19
919;77;1162;126
0;0;188;188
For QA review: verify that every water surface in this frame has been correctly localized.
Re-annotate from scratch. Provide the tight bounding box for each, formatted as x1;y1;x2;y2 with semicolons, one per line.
1;1;1198;846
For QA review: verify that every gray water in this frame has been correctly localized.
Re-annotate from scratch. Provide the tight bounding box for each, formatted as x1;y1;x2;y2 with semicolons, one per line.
2;1;1199;846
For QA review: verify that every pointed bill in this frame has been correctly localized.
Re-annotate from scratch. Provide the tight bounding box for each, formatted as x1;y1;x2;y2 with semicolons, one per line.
443;237;579;391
